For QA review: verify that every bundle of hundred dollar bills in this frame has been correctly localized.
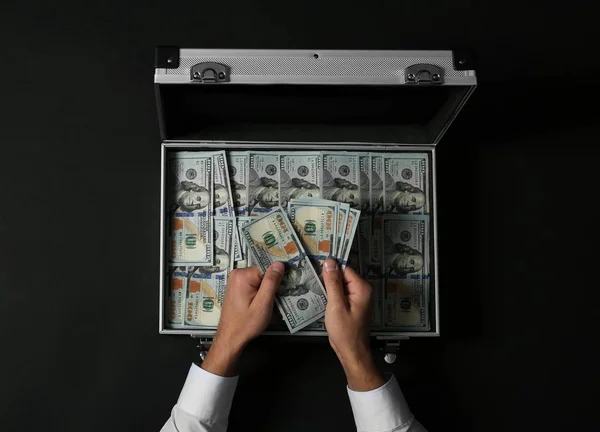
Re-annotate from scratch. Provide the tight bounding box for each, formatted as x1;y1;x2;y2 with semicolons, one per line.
167;150;431;333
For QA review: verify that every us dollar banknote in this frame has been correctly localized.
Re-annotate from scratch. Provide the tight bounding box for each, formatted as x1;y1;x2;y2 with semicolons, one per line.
292;198;347;260
359;154;371;214
322;153;361;209
169;152;213;264
168;266;188;326
279;152;321;209
382;215;430;330
371;153;384;215
234;216;253;269
367;215;385;327
227;151;249;216
287;200;337;269
248;152;280;216
335;203;350;258
213;217;235;272
339;208;360;268
184;218;234;327
241;208;327;333
232;223;243;262
384;154;429;214
213;151;235;217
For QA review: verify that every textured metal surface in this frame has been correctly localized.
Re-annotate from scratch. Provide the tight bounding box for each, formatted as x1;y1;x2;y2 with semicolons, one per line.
165;54;463;77
159;141;440;338
155;49;476;86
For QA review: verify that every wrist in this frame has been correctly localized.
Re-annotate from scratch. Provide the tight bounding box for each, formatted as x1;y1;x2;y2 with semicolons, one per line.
201;333;245;377
338;347;385;392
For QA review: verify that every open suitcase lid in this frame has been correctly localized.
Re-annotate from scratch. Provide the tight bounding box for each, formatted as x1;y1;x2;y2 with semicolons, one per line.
154;48;476;145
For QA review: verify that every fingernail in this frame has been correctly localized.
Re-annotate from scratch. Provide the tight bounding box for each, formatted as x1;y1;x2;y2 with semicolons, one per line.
323;259;338;273
270;261;285;275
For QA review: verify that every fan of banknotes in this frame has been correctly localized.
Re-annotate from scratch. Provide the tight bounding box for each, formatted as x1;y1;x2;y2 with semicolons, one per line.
167;150;431;334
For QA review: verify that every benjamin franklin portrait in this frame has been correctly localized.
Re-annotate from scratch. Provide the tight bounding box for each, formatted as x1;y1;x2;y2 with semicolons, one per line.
213;183;230;209
384;173;426;213
173;181;210;212
322;167;360;208
279;169;320;208
279;259;322;297
248;167;279;211
383;234;424;275
231;180;247;210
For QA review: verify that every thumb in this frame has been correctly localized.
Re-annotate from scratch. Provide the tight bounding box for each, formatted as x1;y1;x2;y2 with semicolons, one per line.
322;259;347;307
252;261;285;310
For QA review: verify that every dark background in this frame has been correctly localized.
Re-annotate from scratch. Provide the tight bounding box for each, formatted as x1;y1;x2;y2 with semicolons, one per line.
1;1;599;431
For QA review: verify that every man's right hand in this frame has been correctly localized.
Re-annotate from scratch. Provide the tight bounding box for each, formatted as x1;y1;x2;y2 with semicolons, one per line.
322;259;386;391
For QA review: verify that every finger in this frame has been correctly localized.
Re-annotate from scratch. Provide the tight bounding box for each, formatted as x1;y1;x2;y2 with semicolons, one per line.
342;265;371;294
342;265;372;304
322;259;347;307
230;266;263;292
252;261;285;310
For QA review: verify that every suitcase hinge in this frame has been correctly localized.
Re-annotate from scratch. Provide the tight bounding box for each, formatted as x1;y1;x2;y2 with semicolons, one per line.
404;64;444;85
190;62;231;83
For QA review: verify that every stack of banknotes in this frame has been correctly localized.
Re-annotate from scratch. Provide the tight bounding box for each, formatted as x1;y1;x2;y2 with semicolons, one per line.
167;150;431;333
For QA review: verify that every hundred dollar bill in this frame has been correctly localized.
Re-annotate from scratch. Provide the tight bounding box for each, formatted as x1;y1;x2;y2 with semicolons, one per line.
212;151;236;217
184;218;234;327
383;154;429;214
366;215;384;329
287;200;337;269
279;152;322;209
336;203;350;258
169;153;213;264
339;208;361;268
241;208;328;333
384;278;429;330
382;215;429;279
168;266;187;326
184;266;224;327
227;151;249;216
214;217;234;272
322;153;361;209
371;216;383;266
305;317;325;330
359;153;371;214
291;198;347;260
371;153;384;214
234;217;253;269
382;215;430;330
232;224;243;262
248;152;280;216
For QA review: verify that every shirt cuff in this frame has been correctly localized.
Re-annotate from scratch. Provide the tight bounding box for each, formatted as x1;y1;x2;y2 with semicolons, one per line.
177;363;239;422
347;376;413;432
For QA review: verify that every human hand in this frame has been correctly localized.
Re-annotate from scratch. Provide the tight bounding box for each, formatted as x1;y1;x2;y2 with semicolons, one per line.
201;262;285;377
322;259;385;391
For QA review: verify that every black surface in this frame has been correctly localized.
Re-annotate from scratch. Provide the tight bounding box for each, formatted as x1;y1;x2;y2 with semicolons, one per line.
1;2;600;432
160;84;464;143
155;46;180;69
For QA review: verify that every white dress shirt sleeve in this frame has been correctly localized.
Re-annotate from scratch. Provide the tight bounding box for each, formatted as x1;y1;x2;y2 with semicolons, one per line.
161;363;238;432
347;376;427;432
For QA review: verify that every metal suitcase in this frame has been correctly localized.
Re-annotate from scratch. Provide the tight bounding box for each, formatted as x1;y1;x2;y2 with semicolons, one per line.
154;47;476;358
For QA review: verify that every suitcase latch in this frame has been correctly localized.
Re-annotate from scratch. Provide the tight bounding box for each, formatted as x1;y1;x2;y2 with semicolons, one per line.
404;64;444;85
192;336;214;360
190;62;231;83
